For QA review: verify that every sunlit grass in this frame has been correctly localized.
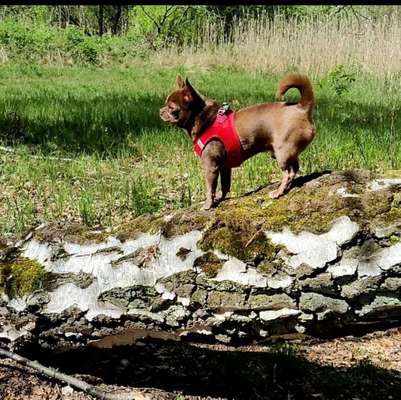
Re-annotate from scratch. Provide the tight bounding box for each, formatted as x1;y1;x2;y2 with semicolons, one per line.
1;63;401;235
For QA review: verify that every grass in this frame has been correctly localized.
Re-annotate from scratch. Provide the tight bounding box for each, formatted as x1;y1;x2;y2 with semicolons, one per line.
1;63;401;236
152;11;401;77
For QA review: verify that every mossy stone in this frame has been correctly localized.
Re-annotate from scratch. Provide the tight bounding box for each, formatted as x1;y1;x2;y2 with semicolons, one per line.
35;221;108;244
248;293;295;310
191;289;207;305
0;257;47;298
207;291;247;310
299;292;349;314
193;252;224;278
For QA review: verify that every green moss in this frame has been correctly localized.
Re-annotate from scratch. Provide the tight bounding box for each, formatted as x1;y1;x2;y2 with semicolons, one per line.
370;192;401;229
0;239;6;252
197;170;401;261
193;252;224;278
257;257;287;276
191;289;208;305
115;214;163;242
198;185;347;261
159;209;211;238
0;257;47;298
379;169;401;178
115;208;210;241
35;222;108;244
389;234;401;245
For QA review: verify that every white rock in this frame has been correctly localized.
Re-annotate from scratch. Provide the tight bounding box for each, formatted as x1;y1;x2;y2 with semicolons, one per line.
266;216;359;269
357;260;382;277
154;282;167;294
8;297;27;312
328;258;358;278
23;231;203;290
355;242;401;277
376;243;401;270
213;311;233;321
295;324;306;333
44;282;123;320
177;296;190;306
22;240;52;266
336;187;360;198
162;290;176;300
357;296;401;317
267;275;293;289
326;216;360;246
259;329;269;337
368;178;401;191
12;230;203;321
212;257;267;288
259;308;300;322
195;329;212;335
0;324;30;341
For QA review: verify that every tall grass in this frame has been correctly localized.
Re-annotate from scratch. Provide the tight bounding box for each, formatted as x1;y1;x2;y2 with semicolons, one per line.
153;12;401;77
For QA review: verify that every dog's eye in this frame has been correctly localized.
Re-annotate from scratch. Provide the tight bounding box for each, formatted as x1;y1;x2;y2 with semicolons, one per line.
172;109;180;117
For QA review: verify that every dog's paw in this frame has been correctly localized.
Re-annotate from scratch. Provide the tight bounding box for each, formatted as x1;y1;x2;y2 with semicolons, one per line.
202;201;214;211
269;189;282;199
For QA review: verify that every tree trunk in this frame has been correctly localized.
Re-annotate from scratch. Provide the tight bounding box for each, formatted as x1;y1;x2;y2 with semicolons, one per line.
2;170;401;352
112;5;122;35
98;5;104;36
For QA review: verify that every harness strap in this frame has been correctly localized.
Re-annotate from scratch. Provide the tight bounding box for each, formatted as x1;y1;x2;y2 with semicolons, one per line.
193;106;242;169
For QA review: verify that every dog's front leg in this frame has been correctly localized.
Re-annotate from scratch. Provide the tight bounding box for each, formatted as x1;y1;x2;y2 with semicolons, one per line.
203;165;219;210
217;167;231;203
201;140;225;210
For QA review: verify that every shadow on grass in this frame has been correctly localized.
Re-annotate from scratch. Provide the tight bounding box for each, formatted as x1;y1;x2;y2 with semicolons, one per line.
23;338;401;400
0;93;171;155
1;91;401;158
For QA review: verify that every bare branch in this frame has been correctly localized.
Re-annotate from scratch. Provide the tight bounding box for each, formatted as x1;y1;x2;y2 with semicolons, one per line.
0;347;150;400
160;5;177;29
140;5;161;31
349;6;371;21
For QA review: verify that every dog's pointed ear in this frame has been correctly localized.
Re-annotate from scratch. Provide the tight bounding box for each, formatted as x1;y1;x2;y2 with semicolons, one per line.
184;78;201;100
176;74;185;89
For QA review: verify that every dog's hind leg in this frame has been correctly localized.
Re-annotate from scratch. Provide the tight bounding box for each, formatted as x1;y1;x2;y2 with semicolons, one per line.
269;157;299;199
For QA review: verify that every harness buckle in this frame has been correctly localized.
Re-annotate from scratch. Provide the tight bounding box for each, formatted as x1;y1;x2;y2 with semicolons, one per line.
218;102;230;116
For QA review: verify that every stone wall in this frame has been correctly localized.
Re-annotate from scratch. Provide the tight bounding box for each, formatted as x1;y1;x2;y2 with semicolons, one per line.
2;170;401;350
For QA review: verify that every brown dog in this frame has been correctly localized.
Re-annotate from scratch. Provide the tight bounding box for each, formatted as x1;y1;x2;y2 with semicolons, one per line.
160;74;315;210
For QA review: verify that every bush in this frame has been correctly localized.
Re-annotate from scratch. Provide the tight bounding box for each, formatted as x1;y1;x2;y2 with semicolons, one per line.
0;20;34;50
324;64;356;96
75;37;100;64
65;25;85;49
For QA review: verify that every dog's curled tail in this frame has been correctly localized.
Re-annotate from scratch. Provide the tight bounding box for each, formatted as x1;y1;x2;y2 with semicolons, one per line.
276;74;314;113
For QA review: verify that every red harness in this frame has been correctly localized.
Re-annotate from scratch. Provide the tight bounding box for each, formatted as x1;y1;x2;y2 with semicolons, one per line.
193;110;242;168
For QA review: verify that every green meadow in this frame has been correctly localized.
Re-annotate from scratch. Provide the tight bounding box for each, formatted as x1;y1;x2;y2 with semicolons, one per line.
1;63;401;235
